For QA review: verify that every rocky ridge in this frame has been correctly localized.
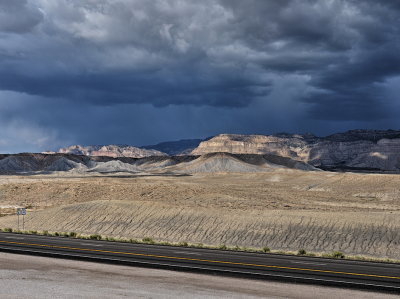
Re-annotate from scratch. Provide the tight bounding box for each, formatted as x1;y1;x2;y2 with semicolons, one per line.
192;130;400;172
0;152;315;175
57;145;166;158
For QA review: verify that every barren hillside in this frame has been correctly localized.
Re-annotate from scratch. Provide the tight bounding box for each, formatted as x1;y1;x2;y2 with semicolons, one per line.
2;200;399;258
0;171;399;259
0;153;316;175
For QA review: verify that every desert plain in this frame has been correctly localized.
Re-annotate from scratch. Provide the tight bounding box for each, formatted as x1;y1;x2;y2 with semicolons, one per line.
0;169;399;259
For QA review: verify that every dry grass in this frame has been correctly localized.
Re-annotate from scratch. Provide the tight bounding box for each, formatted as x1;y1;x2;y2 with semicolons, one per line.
0;170;399;259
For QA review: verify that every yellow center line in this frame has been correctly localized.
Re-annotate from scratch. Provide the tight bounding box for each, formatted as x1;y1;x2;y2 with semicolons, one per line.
0;240;399;280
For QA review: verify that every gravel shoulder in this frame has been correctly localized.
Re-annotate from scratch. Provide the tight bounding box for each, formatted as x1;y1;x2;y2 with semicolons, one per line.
0;252;397;299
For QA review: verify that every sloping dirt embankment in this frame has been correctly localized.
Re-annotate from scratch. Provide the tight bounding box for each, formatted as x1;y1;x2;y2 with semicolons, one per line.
1;200;398;259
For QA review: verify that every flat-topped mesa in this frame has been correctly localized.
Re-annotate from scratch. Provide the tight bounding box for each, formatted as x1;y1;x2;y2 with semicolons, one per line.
191;134;312;160
58;145;167;158
191;130;400;172
324;129;400;142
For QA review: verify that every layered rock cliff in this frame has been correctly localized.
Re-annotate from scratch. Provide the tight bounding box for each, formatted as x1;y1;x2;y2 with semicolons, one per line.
191;130;400;172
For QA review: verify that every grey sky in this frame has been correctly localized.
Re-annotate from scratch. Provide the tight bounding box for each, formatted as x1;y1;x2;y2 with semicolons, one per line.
0;0;399;152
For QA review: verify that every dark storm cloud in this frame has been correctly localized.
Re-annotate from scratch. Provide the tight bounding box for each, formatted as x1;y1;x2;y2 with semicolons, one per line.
219;0;400;120
304;16;400;120
0;0;400;152
1;0;399;110
0;0;43;33
0;65;267;107
0;0;272;107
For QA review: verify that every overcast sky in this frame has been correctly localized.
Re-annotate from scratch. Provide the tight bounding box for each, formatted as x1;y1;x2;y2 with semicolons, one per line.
1;0;399;152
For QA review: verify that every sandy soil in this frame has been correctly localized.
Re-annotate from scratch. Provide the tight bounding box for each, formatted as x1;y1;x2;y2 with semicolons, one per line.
0;170;399;258
0;252;396;299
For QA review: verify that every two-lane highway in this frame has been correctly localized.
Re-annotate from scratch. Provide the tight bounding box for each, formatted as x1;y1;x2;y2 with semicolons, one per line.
0;232;399;292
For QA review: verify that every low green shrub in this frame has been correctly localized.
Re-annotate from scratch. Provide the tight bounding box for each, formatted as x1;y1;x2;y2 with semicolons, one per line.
89;234;102;240
142;237;155;244
262;247;271;253
297;249;307;255
332;251;345;259
219;244;227;250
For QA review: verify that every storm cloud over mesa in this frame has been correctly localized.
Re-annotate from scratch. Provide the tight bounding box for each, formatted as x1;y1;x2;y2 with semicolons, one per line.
0;0;399;152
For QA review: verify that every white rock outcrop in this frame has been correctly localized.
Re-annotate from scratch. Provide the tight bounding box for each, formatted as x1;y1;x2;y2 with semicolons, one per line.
57;145;166;158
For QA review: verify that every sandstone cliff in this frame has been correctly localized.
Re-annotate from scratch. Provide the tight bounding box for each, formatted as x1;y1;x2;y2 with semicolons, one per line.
191;130;400;172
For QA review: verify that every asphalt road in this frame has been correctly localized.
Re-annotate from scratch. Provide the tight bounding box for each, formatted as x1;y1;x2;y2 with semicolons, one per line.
0;232;399;293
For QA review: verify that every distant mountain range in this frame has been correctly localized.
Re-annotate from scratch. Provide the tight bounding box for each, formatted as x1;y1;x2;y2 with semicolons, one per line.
35;129;400;173
55;144;166;158
0;152;316;175
50;139;204;158
140;139;204;155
